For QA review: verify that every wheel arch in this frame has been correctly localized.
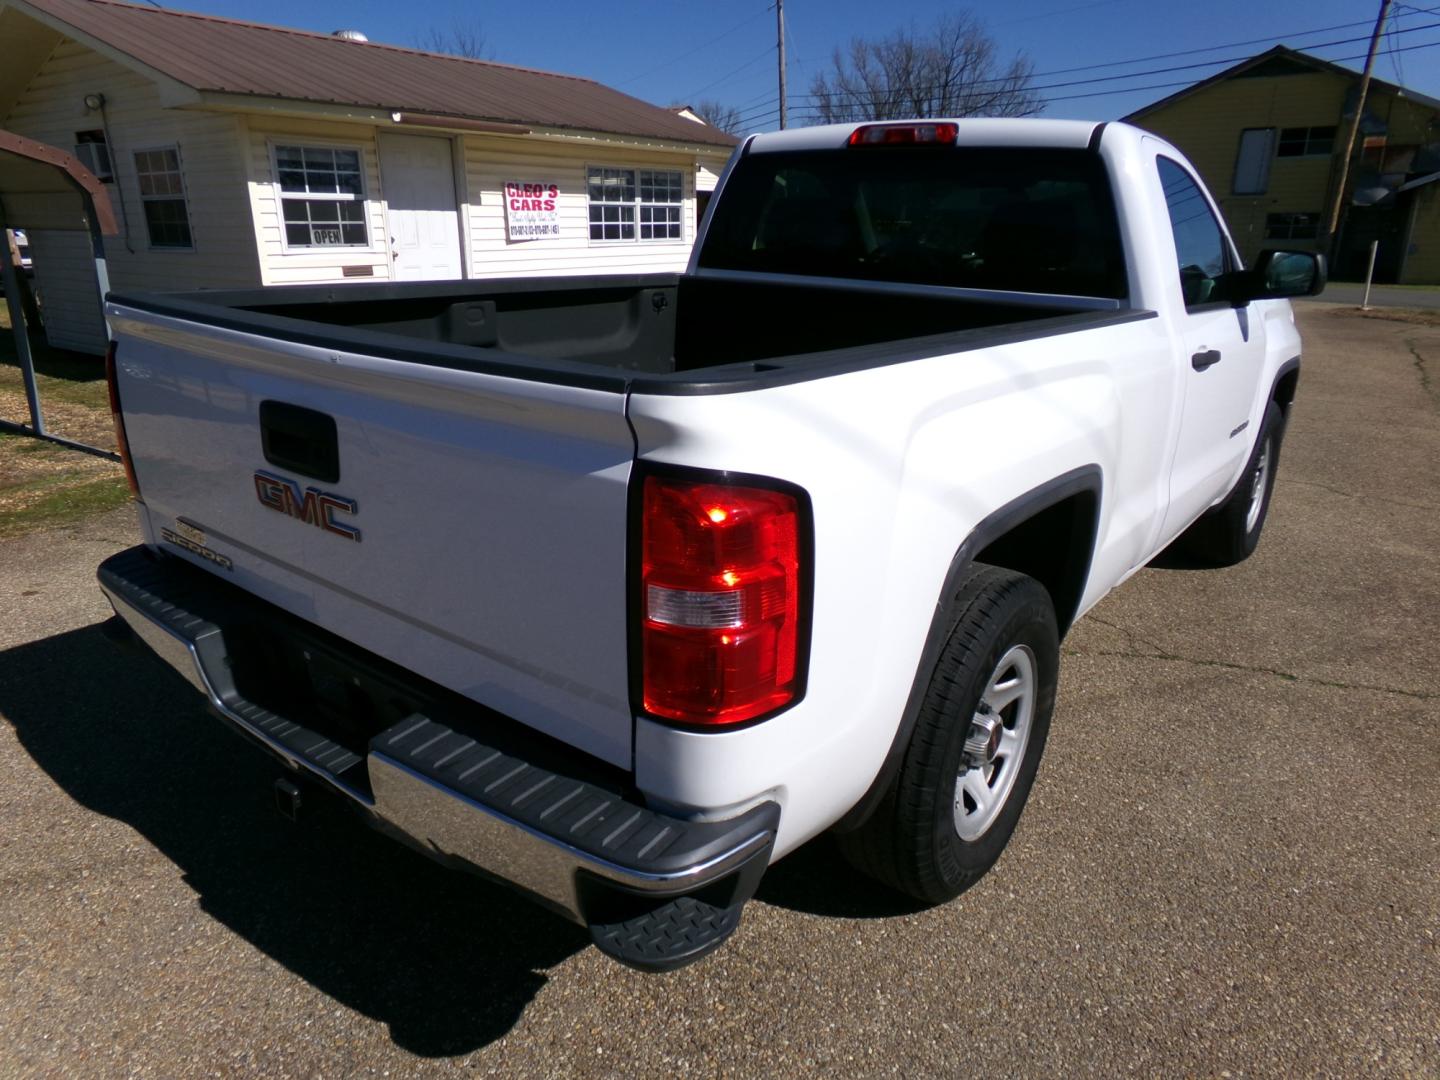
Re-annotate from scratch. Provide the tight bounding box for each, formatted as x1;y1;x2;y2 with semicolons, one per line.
833;465;1102;833
1272;355;1300;423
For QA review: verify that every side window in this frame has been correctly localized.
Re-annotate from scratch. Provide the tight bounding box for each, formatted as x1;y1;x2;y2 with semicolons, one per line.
275;145;368;248
1158;157;1227;308
1232;128;1274;195
586;166;684;242
133;146;193;250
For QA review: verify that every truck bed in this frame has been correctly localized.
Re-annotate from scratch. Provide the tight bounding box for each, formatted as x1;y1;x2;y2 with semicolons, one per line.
108;273;1142;393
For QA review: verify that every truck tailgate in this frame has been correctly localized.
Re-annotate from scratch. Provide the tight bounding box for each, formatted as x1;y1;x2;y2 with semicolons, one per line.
108;306;637;768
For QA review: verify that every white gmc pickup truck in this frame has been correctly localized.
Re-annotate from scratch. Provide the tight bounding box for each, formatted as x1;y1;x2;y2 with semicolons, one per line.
97;119;1323;970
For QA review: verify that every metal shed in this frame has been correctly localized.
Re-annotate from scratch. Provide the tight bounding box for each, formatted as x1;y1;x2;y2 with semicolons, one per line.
0;126;119;455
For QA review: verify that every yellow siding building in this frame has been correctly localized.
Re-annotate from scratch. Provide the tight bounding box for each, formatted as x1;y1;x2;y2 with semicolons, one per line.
1126;47;1440;285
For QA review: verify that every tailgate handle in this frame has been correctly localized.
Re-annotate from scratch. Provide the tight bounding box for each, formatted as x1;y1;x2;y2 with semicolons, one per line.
259;401;341;483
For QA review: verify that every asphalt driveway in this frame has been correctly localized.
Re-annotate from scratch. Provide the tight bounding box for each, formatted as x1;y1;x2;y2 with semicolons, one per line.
1304;282;1440;310
1;304;1436;1076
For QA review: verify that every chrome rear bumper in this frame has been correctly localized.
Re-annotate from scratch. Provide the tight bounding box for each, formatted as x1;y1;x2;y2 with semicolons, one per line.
98;546;776;967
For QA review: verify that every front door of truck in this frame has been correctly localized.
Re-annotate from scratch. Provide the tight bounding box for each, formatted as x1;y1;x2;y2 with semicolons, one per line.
1153;154;1267;541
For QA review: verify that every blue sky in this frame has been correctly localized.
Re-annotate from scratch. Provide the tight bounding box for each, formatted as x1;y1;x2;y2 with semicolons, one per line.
166;0;1440;130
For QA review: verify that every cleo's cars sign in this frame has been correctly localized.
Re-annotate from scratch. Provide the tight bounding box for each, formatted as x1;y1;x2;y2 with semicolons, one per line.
505;181;560;241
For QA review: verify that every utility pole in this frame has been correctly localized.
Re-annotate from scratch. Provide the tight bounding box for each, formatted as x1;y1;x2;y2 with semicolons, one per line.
776;0;787;129
1323;0;1391;253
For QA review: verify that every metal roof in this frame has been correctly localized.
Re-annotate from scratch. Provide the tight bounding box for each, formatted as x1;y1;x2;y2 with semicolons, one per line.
10;0;739;149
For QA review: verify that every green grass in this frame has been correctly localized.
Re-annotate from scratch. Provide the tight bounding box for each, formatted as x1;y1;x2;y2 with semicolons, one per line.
0;306;128;539
0;472;131;540
0;307;110;410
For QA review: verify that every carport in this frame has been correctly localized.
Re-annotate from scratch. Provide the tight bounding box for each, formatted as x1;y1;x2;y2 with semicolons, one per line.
0;127;118;459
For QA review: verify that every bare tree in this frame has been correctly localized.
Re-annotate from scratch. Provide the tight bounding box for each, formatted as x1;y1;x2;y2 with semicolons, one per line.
806;13;1042;125
418;19;490;60
672;100;745;135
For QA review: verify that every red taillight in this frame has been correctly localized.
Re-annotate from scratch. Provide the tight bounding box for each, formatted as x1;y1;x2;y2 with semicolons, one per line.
104;341;140;499
847;122;958;147
641;473;807;726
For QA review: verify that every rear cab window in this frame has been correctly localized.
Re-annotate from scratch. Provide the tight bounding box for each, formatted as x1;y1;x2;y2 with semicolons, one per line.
697;147;1128;301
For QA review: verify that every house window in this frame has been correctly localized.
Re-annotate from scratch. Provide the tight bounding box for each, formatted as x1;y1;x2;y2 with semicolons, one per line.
275;145;369;248
74;130;113;182
1265;212;1320;240
133;147;192;249
588;166;684;242
1233;128;1275;195
1277;127;1335;158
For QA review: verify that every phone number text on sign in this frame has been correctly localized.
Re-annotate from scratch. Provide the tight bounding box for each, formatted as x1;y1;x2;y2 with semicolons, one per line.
505;181;561;242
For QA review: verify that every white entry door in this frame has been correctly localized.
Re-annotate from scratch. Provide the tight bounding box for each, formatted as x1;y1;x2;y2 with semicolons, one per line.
378;134;463;281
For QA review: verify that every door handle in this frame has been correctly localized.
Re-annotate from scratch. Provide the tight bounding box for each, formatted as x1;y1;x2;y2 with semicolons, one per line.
1191;349;1222;372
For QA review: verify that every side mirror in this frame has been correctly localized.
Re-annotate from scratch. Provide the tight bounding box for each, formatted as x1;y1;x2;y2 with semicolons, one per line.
1230;249;1327;304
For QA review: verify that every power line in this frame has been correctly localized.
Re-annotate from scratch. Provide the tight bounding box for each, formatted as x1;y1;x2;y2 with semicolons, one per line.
1010;16;1378;78
783;18;1440;107
1388;4;1409;82
731;95;784;124
1018;21;1439;93
1044;36;1440;103
614;4;772;90
772;14;1383;104
733;82;783;110
732;101;780;125
675;10;1429;129
715;10;1440;132
680;44;777;101
779;36;1440;121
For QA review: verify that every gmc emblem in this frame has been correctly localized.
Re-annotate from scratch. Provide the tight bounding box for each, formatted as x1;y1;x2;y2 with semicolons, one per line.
253;470;361;542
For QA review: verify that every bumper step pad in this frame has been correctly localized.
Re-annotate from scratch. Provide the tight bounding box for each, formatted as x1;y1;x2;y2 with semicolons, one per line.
589;893;747;972
98;546;779;971
375;712;775;883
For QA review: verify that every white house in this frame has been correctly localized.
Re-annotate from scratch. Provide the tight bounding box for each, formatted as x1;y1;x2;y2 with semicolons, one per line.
0;0;738;354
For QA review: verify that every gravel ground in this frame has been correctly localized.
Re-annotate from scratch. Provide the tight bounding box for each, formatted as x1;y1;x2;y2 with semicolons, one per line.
1;305;1436;1077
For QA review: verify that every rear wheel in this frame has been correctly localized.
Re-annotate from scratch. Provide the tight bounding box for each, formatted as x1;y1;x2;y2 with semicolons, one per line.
838;564;1058;903
1173;400;1283;567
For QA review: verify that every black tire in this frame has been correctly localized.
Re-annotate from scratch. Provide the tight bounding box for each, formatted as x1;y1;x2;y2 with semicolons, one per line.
1173;400;1284;568
838;564;1058;904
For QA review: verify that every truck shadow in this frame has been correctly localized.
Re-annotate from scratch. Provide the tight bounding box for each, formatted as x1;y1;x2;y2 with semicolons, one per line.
0;622;587;1057
757;836;930;920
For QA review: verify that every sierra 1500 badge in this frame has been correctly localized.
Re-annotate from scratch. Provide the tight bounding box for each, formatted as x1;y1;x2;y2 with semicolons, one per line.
253;470;361;541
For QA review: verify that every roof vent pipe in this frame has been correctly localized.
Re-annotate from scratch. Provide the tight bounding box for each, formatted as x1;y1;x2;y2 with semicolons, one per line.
331;29;368;41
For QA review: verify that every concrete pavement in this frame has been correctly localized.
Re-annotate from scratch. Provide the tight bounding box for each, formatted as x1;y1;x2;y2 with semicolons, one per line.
1;304;1436;1076
1303;281;1440;310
